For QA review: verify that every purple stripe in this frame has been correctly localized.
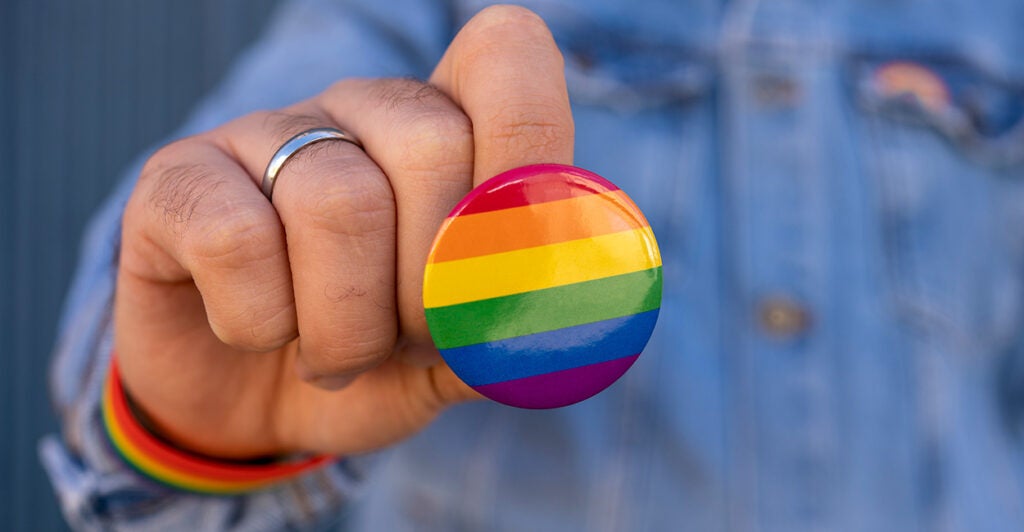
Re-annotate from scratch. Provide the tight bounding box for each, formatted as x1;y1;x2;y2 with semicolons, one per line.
472;354;641;409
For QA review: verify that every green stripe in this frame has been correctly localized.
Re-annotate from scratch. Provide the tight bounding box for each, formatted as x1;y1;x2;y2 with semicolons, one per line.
426;267;662;349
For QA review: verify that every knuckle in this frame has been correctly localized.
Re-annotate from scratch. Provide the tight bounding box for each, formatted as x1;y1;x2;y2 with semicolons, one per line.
323;77;474;180
360;78;473;176
138;139;232;237
258;109;330;145
186;204;280;267
487;102;574;154
210;304;297;352
358;78;455;121
395;107;473;174
247;321;298;351
490;116;569;145
151;165;227;233
139;137;195;178
299;334;394;379
298;160;396;237
326;77;455;118
324;78;364;101
139;147;229;235
368;78;446;112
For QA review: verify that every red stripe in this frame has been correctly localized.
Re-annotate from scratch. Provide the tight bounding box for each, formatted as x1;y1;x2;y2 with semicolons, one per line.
453;164;620;216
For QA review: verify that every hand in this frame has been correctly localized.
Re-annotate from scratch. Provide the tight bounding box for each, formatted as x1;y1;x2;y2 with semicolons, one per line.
114;5;574;459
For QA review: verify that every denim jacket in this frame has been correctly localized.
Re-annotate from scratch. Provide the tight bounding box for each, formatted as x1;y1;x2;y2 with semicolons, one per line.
41;0;1024;530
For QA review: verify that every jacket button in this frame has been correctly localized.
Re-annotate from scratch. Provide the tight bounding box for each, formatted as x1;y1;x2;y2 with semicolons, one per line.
752;74;801;107
757;297;811;338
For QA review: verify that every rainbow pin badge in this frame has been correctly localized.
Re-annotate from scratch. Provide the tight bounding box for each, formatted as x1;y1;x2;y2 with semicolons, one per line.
423;164;662;409
873;61;951;114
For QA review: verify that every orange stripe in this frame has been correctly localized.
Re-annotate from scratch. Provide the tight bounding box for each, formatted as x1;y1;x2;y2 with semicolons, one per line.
429;190;649;263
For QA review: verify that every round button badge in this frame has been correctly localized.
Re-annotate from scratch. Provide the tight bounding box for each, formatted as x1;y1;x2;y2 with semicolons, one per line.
423;164;662;409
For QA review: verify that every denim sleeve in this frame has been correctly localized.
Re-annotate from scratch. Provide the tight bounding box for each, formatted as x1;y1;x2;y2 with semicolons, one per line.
39;0;451;529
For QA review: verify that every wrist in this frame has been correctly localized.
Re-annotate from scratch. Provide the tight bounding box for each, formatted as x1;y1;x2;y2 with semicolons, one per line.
102;354;334;494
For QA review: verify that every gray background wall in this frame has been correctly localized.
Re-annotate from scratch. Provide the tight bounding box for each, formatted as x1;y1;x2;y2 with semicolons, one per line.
1;1;279;528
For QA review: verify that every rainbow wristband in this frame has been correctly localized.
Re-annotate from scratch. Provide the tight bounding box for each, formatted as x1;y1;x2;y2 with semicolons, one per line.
102;356;333;494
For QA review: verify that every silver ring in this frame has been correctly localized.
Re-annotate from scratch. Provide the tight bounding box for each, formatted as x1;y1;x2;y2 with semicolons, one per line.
261;127;362;200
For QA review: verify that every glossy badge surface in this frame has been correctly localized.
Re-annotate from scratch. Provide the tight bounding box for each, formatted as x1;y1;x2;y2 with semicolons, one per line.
423;164;662;409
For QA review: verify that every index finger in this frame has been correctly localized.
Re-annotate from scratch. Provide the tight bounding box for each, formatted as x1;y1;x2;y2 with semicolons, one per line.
429;5;574;184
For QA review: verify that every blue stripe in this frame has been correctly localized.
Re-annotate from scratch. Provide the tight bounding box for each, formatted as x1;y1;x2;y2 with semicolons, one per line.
440;309;659;386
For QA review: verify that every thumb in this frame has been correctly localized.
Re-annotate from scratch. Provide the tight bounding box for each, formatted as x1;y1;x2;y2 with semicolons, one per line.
424;364;485;407
429;4;574;185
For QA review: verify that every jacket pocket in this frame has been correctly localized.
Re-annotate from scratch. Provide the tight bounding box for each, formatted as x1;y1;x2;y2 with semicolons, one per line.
851;53;1024;362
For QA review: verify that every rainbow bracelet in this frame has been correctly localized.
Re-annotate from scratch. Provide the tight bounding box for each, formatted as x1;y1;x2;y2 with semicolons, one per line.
102;356;333;495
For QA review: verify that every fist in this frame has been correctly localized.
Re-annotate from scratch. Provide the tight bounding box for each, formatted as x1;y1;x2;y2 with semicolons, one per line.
114;5;574;459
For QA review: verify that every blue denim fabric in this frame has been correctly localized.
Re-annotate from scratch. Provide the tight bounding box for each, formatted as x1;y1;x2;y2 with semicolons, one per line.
41;0;1024;530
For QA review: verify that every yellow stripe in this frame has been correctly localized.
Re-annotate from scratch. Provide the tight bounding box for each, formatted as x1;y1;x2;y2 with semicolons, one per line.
423;227;661;308
102;386;266;493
